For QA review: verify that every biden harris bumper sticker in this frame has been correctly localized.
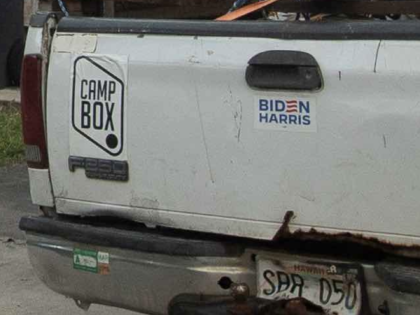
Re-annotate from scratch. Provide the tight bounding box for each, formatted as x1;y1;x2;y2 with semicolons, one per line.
255;97;317;133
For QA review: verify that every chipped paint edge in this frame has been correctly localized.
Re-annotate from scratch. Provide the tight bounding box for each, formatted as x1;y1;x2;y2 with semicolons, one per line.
56;198;420;258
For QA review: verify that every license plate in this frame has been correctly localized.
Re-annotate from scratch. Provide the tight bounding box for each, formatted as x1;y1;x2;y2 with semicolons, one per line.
257;257;362;315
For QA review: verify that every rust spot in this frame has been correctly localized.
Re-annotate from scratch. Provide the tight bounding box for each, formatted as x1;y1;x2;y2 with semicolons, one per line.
259;297;325;315
273;211;295;241
229;302;254;315
280;227;420;260
229;283;253;315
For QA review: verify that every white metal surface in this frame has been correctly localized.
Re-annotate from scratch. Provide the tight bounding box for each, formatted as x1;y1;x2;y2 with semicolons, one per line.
46;32;420;246
24;27;43;55
29;169;54;207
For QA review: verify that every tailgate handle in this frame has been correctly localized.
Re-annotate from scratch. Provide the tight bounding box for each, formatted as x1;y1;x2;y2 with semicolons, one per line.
246;51;322;91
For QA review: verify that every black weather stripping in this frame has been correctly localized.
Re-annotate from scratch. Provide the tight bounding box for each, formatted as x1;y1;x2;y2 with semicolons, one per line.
58;17;420;41
19;216;245;257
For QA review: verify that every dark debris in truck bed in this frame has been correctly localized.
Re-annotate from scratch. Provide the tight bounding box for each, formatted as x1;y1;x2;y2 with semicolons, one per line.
51;0;420;20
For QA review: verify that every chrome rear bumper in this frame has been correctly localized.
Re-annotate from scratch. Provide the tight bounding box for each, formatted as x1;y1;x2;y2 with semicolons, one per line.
20;216;420;315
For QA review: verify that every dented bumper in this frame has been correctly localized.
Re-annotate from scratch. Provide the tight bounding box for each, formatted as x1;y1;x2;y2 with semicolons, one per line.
20;216;420;315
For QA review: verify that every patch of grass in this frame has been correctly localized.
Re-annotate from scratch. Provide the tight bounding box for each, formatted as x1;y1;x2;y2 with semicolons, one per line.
0;106;25;167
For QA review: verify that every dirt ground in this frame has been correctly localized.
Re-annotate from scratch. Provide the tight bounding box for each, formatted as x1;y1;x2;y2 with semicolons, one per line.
0;164;138;315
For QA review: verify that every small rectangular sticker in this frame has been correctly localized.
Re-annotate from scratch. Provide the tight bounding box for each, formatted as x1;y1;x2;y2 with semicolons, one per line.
73;248;110;274
254;97;317;132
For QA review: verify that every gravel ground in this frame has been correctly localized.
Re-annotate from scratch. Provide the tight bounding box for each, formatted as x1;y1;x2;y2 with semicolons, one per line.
0;164;138;315
0;164;37;240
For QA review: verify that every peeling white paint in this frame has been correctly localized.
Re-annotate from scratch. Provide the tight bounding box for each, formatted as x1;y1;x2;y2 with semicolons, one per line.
54;34;97;53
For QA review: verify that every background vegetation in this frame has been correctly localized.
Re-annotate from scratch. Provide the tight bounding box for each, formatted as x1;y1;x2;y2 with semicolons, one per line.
0;106;24;166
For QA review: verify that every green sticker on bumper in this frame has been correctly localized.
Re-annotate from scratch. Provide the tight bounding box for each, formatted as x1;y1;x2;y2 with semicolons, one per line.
73;248;110;274
74;248;98;273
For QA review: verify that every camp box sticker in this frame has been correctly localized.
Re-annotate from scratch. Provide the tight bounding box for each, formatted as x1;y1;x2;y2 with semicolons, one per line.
70;54;128;159
73;248;110;275
255;97;317;132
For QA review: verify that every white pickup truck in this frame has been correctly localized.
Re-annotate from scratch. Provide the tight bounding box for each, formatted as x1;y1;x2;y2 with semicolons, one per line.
19;10;420;315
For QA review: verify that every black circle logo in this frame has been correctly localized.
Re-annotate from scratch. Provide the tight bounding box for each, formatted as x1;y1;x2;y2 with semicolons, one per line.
106;134;118;149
